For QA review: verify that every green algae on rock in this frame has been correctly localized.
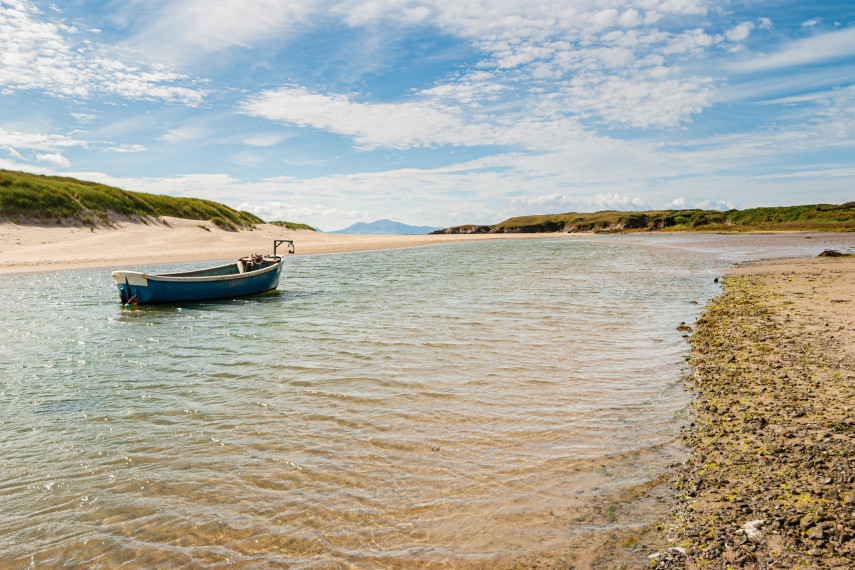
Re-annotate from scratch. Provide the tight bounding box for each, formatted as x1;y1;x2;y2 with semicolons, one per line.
668;266;855;568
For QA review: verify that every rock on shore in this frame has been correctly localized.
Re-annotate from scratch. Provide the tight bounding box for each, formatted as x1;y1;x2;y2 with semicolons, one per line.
666;261;855;568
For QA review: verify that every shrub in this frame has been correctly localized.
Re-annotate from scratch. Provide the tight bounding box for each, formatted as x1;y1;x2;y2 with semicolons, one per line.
211;216;238;231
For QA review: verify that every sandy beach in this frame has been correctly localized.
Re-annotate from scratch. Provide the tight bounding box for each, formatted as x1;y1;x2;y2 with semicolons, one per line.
0;218;569;274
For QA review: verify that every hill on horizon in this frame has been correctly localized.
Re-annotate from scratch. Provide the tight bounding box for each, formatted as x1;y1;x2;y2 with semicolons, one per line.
328;219;444;235
432;203;855;234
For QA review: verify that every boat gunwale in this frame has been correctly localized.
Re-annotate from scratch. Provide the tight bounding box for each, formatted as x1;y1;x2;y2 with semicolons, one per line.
112;257;283;284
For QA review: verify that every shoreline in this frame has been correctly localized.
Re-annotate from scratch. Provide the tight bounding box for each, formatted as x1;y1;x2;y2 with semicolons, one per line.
0;218;573;275
662;256;855;568
4;220;854;276
511;253;855;569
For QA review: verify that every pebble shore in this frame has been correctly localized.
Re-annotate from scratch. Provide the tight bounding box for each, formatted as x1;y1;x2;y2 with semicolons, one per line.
662;259;855;568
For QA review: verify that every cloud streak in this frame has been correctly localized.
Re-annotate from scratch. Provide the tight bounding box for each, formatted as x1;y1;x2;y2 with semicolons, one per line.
728;27;855;73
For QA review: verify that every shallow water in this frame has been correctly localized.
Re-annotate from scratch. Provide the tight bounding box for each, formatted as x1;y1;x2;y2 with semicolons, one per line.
1;234;849;567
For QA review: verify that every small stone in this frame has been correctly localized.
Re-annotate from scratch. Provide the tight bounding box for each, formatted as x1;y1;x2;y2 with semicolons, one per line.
806;526;825;540
741;519;766;541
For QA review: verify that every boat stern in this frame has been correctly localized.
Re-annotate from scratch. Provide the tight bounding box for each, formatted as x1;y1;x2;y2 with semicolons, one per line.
112;271;149;305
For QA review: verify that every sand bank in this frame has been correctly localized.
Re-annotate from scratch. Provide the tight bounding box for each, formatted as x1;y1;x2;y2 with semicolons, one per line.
661;256;855;568
0;218;569;274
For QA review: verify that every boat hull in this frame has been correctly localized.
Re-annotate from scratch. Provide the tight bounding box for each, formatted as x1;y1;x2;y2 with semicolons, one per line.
112;259;284;305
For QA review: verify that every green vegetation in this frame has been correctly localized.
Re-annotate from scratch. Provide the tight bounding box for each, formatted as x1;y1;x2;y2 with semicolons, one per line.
269;220;317;231
435;203;855;234
0;169;267;229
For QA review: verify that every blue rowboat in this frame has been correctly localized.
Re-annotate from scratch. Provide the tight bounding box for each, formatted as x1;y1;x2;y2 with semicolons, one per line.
112;240;294;305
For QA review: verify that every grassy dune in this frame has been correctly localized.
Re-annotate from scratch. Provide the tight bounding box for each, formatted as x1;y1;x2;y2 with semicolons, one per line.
269;220;317;231
435;203;855;234
0;170;269;230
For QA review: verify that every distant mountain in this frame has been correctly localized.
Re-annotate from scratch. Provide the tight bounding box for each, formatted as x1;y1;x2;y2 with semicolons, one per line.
328;219;444;235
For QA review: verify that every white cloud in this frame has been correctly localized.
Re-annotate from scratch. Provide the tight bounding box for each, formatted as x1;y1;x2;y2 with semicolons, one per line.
729;27;855;73
122;0;325;64
242;133;288;147
0;0;205;104
509;192;650;213
241;66;714;151
71;112;99;124
618;9;642;28
129;173;239;196
161;125;208;143
590;9;619;30
664;197;687;209
801;18;821;28
716;64;855;105
662;197;734;210
0;125;147;162
3;146;25;161
238;202;364;225
229;151;267;167
241;86;496;149
4;0;847;230
725;22;754;43
419;72;508;105
35;152;71;168
41;101;854;229
0;127;87;151
695;199;736;211
105;144;147;153
111;0;733;138
559;73;713;128
661;28;721;54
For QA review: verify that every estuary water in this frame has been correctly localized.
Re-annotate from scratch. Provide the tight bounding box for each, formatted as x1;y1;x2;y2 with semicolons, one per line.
1;234;848;567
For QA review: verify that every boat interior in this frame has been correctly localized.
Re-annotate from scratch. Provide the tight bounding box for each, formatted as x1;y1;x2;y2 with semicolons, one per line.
157;255;280;278
237;255;280;273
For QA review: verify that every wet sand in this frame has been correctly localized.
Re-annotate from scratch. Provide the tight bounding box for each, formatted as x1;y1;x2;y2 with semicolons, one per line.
0;218;569;274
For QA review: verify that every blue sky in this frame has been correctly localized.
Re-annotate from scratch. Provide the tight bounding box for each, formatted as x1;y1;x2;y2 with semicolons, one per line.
0;0;853;231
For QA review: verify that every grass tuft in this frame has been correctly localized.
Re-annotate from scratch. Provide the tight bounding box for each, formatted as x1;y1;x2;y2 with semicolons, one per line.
269;220;317;231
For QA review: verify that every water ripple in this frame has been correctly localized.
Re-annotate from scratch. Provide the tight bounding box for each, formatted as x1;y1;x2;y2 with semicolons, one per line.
0;237;730;566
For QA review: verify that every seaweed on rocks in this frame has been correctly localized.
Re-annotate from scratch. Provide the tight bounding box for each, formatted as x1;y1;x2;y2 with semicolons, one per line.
663;272;855;569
